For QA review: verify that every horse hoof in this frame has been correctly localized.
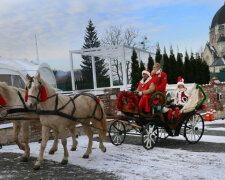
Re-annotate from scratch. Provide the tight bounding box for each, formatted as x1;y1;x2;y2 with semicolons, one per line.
103;147;106;153
61;160;68;165
82;154;89;159
21;157;28;162
33;165;40;170
71;147;76;151
49;150;55;155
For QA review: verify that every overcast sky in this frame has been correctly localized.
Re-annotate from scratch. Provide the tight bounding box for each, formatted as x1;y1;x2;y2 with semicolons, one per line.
0;0;224;70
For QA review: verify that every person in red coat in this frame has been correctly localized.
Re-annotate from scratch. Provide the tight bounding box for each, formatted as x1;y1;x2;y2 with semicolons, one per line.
151;63;167;95
137;69;155;113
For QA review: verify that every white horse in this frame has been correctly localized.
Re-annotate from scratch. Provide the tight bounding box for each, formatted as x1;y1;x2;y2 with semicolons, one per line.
0;82;78;161
25;73;107;170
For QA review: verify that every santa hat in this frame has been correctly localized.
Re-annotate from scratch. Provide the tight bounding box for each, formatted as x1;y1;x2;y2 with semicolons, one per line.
177;76;184;86
142;69;151;77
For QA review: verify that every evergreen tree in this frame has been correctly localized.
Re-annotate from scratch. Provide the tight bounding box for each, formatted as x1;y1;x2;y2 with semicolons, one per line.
194;54;203;84
183;51;191;83
176;52;183;77
169;46;177;84
147;54;154;71
189;52;195;83
131;49;140;91
81;19;108;81
139;60;146;74
162;47;170;83
155;43;162;63
201;61;210;84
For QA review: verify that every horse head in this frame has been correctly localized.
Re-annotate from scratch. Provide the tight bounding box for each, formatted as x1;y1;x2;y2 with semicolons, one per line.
25;72;48;109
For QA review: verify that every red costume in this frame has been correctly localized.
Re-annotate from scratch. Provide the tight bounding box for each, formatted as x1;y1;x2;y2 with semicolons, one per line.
151;70;167;95
137;76;154;113
174;76;189;106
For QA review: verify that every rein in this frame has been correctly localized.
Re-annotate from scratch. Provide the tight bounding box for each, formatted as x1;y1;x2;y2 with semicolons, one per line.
0;91;36;121
36;92;104;122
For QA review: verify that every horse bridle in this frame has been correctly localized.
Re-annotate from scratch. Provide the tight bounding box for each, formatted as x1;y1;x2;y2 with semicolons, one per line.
27;78;42;103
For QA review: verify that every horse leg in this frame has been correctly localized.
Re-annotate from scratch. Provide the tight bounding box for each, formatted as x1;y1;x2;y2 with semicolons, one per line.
68;126;78;151
81;122;93;158
49;129;58;154
21;122;30;162
34;126;50;170
60;128;69;165
13;122;25;151
92;120;106;153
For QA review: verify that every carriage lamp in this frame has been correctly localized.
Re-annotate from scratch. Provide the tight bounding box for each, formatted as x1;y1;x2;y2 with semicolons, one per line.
157;102;161;111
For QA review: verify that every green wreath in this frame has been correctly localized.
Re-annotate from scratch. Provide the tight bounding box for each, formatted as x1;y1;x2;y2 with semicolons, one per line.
150;92;166;113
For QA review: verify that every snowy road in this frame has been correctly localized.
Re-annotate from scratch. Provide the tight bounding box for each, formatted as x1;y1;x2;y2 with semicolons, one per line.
0;120;225;180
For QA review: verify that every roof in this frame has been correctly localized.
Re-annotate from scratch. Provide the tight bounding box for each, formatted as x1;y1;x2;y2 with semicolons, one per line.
206;43;219;58
211;4;225;28
70;45;153;61
210;57;225;66
0;57;56;87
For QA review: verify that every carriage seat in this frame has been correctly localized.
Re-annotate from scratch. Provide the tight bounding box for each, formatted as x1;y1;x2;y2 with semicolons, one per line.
165;83;198;114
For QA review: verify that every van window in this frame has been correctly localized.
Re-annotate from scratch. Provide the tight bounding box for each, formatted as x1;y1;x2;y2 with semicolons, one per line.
0;75;25;89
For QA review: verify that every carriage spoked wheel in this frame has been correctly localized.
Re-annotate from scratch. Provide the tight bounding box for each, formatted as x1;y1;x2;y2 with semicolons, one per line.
0;106;8;120
109;120;126;146
184;113;204;144
142;123;159;150
158;128;169;139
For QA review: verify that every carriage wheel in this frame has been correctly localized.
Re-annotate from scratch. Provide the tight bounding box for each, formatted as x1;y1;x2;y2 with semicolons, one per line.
142;123;159;150
158;128;169;139
109;120;126;146
184;113;204;144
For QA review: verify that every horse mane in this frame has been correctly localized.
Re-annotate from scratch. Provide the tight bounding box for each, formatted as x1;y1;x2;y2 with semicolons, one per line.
37;75;57;95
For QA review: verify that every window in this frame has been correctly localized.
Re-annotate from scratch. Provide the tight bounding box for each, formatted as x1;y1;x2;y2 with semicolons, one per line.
11;75;25;89
219;25;224;30
0;75;25;89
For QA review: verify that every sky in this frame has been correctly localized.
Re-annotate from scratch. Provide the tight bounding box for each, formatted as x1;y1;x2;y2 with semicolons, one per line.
1;119;225;179
0;0;224;71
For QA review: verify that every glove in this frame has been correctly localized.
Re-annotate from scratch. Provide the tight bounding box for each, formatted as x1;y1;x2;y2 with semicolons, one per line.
138;91;143;96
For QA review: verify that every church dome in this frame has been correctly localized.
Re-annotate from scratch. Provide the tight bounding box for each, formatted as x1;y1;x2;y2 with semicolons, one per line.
211;3;225;28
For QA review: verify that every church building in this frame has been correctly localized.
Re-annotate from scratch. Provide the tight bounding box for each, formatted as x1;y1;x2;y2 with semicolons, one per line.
203;3;225;73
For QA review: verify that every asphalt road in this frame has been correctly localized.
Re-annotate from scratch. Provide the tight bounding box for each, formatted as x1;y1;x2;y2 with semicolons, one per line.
0;153;118;180
0;121;224;180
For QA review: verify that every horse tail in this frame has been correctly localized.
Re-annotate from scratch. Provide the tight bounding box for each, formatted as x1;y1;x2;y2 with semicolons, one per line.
99;101;107;141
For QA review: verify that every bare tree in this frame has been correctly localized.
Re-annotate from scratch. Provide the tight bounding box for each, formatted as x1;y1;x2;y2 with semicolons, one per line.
101;26;139;84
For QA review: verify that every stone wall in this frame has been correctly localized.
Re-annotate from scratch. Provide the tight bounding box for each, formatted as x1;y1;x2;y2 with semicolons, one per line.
98;88;120;116
201;77;225;119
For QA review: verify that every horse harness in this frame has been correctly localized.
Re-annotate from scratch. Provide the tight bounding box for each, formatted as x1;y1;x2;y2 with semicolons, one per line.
27;79;104;122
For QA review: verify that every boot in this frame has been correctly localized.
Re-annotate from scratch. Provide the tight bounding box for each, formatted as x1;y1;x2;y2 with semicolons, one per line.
173;107;179;118
167;108;172;120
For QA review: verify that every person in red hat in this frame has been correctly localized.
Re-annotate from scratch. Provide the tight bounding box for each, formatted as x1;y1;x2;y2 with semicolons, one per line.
174;76;189;108
167;76;190;120
151;63;167;95
137;69;155;113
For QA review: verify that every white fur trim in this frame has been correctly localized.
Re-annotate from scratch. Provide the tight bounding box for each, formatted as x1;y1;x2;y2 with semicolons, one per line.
177;81;184;86
142;70;150;77
156;69;161;74
140;76;151;85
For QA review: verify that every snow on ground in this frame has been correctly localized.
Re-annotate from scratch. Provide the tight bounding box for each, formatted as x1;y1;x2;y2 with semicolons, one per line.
1;120;225;180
